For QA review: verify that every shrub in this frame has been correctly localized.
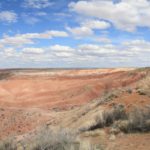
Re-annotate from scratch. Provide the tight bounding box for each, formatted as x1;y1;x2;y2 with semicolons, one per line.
100;104;126;127
113;120;130;133
126;88;132;94
79;104;126;132
79;104;150;134
128;107;150;132
136;75;150;96
113;107;150;133
0;72;12;80
0;138;16;150
23;127;77;150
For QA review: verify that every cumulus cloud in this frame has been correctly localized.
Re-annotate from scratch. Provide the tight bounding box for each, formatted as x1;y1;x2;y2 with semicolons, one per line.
94;37;111;43
122;40;150;52
67;19;110;38
22;47;44;54
3;47;16;57
81;20;111;30
69;0;150;32
1;39;150;67
49;45;75;52
0;35;33;47
0;30;68;47
0;11;17;23
67;26;93;38
46;45;76;58
23;0;53;9
78;44;118;57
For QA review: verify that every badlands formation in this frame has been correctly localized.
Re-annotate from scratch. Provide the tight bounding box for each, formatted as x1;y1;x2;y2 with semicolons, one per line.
0;68;150;150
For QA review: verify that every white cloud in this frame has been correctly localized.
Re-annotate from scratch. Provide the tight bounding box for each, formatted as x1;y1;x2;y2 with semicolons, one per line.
0;30;68;47
54;52;74;57
0;35;34;47
78;44;118;56
69;0;150;32
47;45;76;58
23;0;53;9
67;19;110;38
49;45;75;52
81;20;111;30
67;26;93;38
94;37;111;43
22;47;44;54
122;40;150;52
0;11;17;23
1;37;150;67
3;47;15;56
47;31;68;38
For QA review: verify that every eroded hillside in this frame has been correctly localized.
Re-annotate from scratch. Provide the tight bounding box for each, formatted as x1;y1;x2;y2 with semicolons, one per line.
0;68;150;150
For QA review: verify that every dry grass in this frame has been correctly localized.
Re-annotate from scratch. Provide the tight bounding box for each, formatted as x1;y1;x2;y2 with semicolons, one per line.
136;69;150;96
0;72;12;80
20;127;77;150
79;103;150;134
79;104;127;132
112;106;150;133
0;137;16;150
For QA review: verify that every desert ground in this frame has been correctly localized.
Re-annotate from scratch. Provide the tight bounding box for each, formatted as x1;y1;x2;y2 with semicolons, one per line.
0;68;150;150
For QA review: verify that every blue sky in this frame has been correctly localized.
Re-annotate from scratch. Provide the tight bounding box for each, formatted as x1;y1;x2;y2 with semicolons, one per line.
0;0;150;68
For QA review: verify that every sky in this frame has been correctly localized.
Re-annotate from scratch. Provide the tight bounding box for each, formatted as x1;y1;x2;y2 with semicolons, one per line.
0;0;150;68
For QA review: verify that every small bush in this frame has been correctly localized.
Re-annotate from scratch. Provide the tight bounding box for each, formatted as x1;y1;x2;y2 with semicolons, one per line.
113;107;150;133
79;104;126;132
0;72;12;80
0;138;16;150
79;103;150;134
101;104;126;127
126;88;132;94
128;107;150;132
23;127;77;150
136;75;150;96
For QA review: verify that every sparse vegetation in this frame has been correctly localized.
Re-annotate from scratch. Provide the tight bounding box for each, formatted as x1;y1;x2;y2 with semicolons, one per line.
136;74;150;97
95;89;123;107
79;104;127;132
114;106;150;133
0;71;12;80
79;103;150;134
126;88;132;94
0;68;150;150
21;127;77;150
0;137;16;150
0;127;106;150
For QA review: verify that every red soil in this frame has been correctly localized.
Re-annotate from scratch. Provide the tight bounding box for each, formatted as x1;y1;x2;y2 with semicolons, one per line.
0;69;144;109
0;68;147;139
106;92;150;112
